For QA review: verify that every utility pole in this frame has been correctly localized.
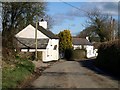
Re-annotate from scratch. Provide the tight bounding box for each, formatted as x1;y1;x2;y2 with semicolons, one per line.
110;16;113;41
110;16;115;41
35;15;38;60
113;19;115;40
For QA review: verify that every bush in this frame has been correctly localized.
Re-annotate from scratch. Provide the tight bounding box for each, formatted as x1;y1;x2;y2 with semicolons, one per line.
37;51;42;60
16;52;35;60
64;48;73;60
64;49;87;61
95;39;120;75
73;49;87;60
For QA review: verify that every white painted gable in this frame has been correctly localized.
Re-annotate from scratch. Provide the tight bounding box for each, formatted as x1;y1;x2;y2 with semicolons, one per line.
15;24;49;39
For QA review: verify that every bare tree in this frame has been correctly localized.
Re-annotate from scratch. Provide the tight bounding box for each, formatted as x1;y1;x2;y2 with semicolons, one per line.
2;2;47;61
85;8;116;42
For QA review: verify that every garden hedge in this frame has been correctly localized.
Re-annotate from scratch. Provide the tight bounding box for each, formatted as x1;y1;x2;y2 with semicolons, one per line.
95;39;120;75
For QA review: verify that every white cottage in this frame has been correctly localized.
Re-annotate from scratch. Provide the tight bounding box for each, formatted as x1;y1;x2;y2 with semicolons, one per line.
15;20;59;62
72;37;97;58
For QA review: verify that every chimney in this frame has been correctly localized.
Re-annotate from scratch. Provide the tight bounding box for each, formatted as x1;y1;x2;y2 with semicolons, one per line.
86;36;89;41
39;19;47;29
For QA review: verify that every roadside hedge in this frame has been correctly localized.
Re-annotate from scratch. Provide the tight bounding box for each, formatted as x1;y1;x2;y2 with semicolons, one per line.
73;49;86;60
95;39;120;75
64;48;87;61
64;48;73;60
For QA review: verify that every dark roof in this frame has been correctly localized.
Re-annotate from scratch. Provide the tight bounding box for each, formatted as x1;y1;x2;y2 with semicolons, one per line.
72;38;92;45
32;24;59;39
15;37;49;49
41;19;44;21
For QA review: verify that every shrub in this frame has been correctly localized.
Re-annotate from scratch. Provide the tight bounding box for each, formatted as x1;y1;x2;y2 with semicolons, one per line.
73;49;87;60
64;48;87;61
64;48;73;60
95;39;120;75
16;52;35;60
37;51;42;60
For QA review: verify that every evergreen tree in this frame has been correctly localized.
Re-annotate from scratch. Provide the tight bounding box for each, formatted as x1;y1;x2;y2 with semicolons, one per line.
58;30;73;53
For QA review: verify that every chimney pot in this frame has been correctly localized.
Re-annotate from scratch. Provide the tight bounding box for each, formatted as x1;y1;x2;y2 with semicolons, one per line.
39;19;47;29
86;36;89;41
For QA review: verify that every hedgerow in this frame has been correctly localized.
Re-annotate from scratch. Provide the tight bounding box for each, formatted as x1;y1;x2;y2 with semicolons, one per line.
95;39;120;75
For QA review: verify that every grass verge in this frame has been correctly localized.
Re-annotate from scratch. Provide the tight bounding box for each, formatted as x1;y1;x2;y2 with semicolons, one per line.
2;58;35;89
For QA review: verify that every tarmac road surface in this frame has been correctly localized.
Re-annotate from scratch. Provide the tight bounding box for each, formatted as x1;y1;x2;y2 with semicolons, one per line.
31;60;119;88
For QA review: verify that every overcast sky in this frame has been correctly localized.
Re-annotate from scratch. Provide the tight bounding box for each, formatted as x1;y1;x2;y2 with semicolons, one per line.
46;1;118;36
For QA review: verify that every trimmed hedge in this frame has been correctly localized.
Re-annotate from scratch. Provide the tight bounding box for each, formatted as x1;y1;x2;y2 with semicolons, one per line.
73;49;86;60
64;48;87;61
95;39;120;75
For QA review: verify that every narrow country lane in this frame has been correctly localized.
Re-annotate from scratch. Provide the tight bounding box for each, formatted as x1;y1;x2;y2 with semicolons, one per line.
31;60;119;88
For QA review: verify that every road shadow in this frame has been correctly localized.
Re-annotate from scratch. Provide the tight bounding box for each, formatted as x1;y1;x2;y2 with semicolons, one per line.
77;59;120;81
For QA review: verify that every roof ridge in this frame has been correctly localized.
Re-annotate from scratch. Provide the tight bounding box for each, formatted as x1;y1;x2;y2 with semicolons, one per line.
31;24;59;39
72;37;92;45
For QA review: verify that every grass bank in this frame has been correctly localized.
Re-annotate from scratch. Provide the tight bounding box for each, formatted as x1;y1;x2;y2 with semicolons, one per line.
2;58;35;89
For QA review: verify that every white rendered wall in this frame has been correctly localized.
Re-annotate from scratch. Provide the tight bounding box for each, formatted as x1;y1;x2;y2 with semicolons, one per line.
93;49;98;56
15;24;59;62
73;45;97;58
21;49;28;52
51;39;59;60
86;45;95;58
43;39;59;62
73;45;82;50
15;24;49;39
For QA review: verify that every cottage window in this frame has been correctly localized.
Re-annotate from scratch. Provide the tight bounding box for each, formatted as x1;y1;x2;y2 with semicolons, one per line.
53;45;57;50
